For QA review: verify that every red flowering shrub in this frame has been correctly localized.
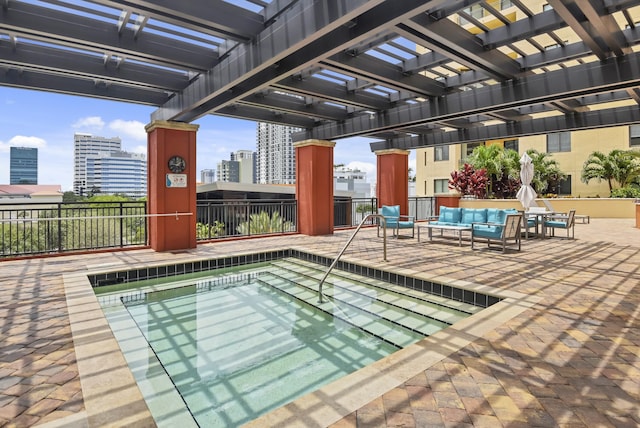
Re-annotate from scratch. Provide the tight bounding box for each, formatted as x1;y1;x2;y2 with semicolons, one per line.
449;164;488;198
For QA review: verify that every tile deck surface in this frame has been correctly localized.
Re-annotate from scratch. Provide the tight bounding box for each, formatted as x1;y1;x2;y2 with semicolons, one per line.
1;218;639;427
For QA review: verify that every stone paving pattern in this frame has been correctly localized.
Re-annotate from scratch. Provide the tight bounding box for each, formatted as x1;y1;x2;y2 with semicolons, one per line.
1;218;639;427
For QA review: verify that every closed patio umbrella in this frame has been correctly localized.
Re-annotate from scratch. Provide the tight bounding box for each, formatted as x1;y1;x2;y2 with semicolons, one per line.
516;152;537;209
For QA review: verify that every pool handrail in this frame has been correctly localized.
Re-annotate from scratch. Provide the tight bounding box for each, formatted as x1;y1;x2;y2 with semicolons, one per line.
318;213;387;303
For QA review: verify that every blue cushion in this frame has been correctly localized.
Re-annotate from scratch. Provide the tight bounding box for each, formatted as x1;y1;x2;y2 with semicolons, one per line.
472;225;504;239
438;206;462;223
395;221;414;229
486;209;500;223
545;220;567;228
380;205;400;218
494;210;507;224
461;208;487;224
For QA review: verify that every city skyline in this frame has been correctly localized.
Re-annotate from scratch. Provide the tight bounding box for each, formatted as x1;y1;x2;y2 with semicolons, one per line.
0;87;406;191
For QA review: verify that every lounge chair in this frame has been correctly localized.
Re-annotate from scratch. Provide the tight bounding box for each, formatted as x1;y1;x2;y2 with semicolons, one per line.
377;205;415;238
543;210;576;239
540;199;589;224
471;213;522;253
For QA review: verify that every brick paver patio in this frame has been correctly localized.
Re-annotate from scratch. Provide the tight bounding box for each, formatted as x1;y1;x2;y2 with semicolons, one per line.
1;218;639;427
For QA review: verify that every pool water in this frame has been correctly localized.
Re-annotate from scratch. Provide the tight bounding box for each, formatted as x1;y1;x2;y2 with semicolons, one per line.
96;257;481;427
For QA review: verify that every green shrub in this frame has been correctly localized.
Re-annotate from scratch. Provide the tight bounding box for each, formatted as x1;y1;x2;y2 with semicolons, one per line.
610;186;640;198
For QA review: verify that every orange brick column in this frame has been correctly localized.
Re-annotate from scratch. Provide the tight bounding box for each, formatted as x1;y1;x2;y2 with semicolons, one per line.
145;120;199;252
376;149;410;215
294;140;335;235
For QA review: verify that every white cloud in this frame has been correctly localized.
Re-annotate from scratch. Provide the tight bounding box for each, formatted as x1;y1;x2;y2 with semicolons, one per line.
0;135;47;153
109;119;146;142
130;144;147;154
72;116;105;130
345;161;376;180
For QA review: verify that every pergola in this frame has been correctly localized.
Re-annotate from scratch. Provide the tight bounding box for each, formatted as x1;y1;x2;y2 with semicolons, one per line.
2;0;640;249
2;0;640;150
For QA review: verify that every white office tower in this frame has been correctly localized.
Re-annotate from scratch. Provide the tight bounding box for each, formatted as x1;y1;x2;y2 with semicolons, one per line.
73;133;121;195
200;169;216;184
85;151;147;198
256;123;300;184
333;166;371;198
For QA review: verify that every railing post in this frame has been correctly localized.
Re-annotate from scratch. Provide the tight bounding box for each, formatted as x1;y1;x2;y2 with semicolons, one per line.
119;202;124;247
57;204;63;253
246;202;251;237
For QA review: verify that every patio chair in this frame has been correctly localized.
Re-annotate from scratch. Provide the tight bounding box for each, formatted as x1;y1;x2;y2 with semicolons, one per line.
543;210;576;239
377;205;415;238
519;210;538;239
471;213;522;253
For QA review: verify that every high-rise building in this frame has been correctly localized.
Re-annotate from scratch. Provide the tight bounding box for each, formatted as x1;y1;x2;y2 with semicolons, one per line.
73;133;121;195
256;123;300;185
85;151;147;197
216;159;239;182
200;169;216;184
10;147;38;185
216;150;257;183
230;150;256;184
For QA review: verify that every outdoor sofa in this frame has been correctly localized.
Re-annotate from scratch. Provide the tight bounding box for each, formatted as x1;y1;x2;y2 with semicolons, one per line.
421;206;520;246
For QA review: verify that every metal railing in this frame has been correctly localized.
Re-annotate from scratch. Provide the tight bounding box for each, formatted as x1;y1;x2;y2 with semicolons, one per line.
334;197;436;228
318;213;387;303
0;196;437;258
196;199;297;240
0;201;147;258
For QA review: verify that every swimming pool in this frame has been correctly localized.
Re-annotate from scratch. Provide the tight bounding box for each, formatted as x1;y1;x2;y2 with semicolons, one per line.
92;251;496;427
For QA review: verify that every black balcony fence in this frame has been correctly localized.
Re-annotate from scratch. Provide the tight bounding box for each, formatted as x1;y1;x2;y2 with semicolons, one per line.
0;201;147;258
196;199;298;240
0;196;437;258
334;197;436;228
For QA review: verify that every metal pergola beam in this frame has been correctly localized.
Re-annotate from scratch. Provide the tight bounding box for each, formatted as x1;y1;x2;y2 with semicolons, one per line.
303;52;640;141
369;105;640;150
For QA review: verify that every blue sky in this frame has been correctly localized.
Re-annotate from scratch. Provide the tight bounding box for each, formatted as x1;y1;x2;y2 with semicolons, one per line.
0;87;411;191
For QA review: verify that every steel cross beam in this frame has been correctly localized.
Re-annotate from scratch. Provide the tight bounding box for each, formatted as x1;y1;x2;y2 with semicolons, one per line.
303;51;640;141
369;105;640;150
150;0;447;123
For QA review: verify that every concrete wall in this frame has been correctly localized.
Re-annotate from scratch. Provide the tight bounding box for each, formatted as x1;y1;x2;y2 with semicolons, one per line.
457;198;636;218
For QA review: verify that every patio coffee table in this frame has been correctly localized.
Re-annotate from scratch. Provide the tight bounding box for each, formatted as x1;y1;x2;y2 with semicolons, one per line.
418;224;472;246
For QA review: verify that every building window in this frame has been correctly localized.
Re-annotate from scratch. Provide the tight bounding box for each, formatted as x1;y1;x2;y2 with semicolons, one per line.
465;142;482;156
504;139;519;152
630;125;640;147
547;132;571;153
434;179;449;194
543;4;552;11
557;176;571;195
434;145;449;161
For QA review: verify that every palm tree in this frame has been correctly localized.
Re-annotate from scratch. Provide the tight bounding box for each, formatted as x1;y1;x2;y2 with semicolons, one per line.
526;149;567;194
581;149;640;193
466;145;520;197
466;144;503;196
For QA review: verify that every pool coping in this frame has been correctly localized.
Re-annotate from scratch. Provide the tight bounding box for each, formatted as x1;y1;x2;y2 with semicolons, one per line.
57;250;540;428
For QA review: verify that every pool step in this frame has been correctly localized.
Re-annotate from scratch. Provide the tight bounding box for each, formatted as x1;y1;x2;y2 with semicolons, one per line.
269;259;472;325
265;268;452;337
256;272;425;348
281;258;482;315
